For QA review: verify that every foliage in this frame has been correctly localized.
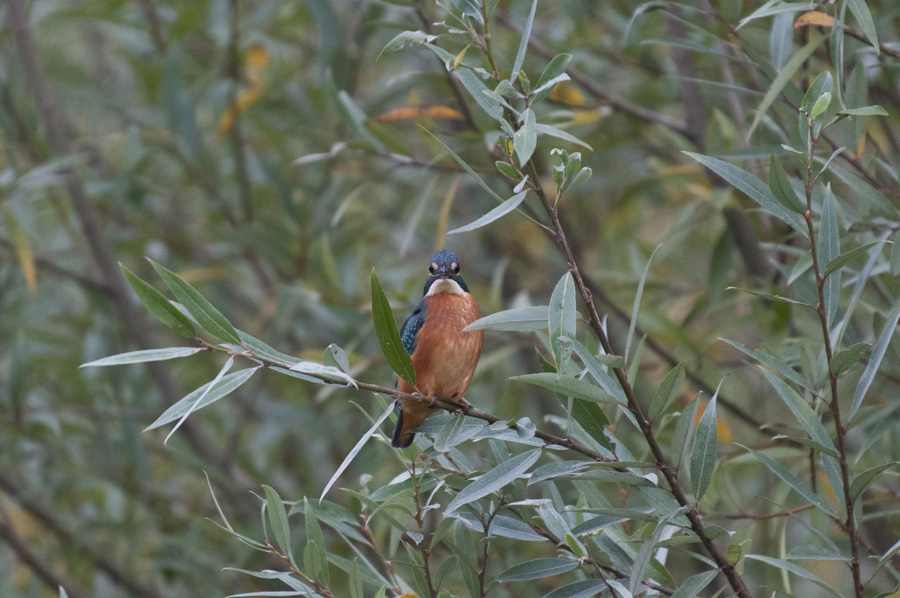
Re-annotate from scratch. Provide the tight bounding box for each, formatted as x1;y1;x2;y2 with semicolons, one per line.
2;1;900;597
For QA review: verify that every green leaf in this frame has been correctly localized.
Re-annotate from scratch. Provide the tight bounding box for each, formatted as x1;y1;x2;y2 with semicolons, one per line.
685;153;806;234
304;498;329;585
626;244;660;365
81;347;203;367
671;395;700;470
649;364;686;420
498;557;579;582
850;462;899;500
829;342;871;376
738;2;814;27
824;242;884;278
121;263;196;338
891;230;900;276
320;403;394;502
514;108;537;167
818;185;840;327
447;191;528;235
767;156;804;213
630;508;688;594
289;360;356;386
770;11;793;71
690;396;718;501
744;446;837;518
728;287;813;309
376;30;435;61
851;297;900;420
495;160;519;179
145;367;257;431
534;124;593;151
535;54;572;94
323;343;350;373
262;485;293;563
771;435;839;458
549;272;576;373
847;0;879;54
544;579;606;598
810;92;831;120
509;0;539;81
838;105;888;117
446;448;541;513
670;570;717;598
512;373;616;404
719;338;814;391
744;555;841;597
464;306;549;332
370;268;416;385
762;370;835;453
349;559;363;598
748;33;826;136
149;259;241;345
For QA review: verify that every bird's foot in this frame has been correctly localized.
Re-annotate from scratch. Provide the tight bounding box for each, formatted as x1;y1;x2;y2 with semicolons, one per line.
454;398;471;416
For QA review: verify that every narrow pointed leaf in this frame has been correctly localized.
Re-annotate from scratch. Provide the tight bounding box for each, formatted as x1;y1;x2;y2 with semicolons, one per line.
847;0;878;53
850;462;899;500
149;259;241;344
509;0;539;81
304;498;329;585
549;272;576;372
498;557;579;582
824;242;884;278
851;297;900;420
464;306;549;331
544;579;606;598
534;124;593;151
762;369;835;452
81;347;203;367
690;396;718;501
446;448;541;513
320;404;394;502
514;108;537;166
626;245;660;364
685;153;806;233
744;447;837;517
145;367;257;431
263;485;293;562
719;338;813;391
448;191;528;235
165;354;234;444
671;395;700;470
371;268;416;385
121;263;196;337
818;185;840;327
649;364;686;420
670;570;717;598
512;373;616;404
744;555;841;596
767;156;804;212
829;342;870;375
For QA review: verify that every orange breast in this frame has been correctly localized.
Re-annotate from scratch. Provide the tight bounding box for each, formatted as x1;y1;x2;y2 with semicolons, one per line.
398;293;484;399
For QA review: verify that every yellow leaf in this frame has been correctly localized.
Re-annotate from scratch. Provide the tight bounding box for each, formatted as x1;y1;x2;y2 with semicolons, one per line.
856;131;867;159
549;81;586;107
374;105;464;122
816;471;839;502
794;11;835;29
3;206;37;294
452;44;470;71
570;106;612;126
217;44;268;137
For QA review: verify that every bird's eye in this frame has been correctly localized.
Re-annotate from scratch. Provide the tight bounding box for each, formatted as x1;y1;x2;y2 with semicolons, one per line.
452;262;459;273
429;263;436;273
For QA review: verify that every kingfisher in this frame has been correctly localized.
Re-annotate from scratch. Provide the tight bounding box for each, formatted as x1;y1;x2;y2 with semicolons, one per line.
391;250;484;448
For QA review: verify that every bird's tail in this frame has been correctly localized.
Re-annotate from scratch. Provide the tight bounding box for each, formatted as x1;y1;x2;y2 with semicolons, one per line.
391;410;415;448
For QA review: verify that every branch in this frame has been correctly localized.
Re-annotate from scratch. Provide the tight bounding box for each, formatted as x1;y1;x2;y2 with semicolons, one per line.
226;0;254;222
0;510;90;598
0;471;163;598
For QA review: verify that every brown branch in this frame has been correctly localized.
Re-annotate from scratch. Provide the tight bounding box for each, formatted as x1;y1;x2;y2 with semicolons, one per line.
802;119;863;598
7;0;256;497
0;471;163;598
0;510;90;598
137;0;167;54
226;0;254;222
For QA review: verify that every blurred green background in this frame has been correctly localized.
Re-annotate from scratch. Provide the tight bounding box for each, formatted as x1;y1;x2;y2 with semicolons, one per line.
2;0;900;596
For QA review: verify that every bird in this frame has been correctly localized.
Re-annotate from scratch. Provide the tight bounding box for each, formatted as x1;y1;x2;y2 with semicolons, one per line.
391;249;484;448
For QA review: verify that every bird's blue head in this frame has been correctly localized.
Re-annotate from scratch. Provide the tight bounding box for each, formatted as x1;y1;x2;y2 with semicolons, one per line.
423;250;470;295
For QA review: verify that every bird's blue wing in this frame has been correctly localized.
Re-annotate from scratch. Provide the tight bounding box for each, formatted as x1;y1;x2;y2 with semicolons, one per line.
399;298;427;355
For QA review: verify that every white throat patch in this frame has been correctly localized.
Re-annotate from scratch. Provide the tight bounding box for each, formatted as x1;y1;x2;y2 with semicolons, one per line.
426;278;465;296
